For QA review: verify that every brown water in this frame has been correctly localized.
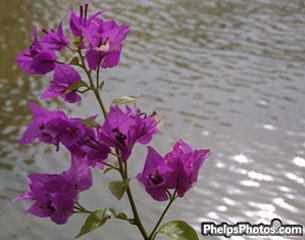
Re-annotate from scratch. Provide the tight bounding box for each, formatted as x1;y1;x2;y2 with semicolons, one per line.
1;0;305;239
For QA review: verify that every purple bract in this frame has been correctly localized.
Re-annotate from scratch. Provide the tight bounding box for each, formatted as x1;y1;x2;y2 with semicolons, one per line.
99;105;160;161
69;4;104;38
41;64;82;103
84;19;130;69
16;27;57;75
20;102;87;150
40;21;70;51
137;140;210;201
20;102;111;167
14;156;92;224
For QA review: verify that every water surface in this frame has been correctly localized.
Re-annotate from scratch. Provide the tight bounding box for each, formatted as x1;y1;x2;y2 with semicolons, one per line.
0;0;305;239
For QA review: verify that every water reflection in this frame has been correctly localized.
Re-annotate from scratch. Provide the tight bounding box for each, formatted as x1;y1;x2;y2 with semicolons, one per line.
1;0;305;239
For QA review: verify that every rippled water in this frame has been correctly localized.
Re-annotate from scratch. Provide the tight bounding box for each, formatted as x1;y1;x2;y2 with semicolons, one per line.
1;0;305;239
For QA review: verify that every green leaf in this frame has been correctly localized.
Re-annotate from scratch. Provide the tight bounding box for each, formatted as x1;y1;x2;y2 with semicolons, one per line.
112;95;140;105
75;209;108;238
98;80;105;90
69;56;79;65
108;179;130;200
102;208;128;221
64;81;87;94
157;220;199;240
82;118;98;128
75;208;128;238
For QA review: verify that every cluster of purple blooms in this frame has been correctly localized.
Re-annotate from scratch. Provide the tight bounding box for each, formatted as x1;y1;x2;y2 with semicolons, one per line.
15;4;210;226
16;3;129;103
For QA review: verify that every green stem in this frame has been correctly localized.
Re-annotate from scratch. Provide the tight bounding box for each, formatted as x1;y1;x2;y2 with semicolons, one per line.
96;61;101;87
116;150;149;239
77;88;90;94
124;160;128;179
93;88;108;119
66;45;78;52
77;49;108;119
75;202;93;214
77;49;94;87
99;161;119;171
77;48;148;239
54;60;66;65
148;191;177;240
126;186;148;239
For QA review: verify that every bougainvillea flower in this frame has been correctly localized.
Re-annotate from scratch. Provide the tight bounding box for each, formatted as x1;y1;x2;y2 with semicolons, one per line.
56;118;87;148
164;140;210;197
16;27;57;74
137;140;210;201
85;20;130;70
69;3;104;37
14;155;92;224
79;144;111;169
40;21;70;51
19;103;93;152
41;64;82;103
137;147;174;201
68;126;111;169
69;4;129;69
65;155;93;192
126;106;160;144
99;105;136;161
20;102;67;146
21;101;111;166
99;105;159;161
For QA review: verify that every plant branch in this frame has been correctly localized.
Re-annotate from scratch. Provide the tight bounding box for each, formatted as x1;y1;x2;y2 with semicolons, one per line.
74;202;93;214
148;190;177;240
77;88;90;94
66;45;78;52
77;48;108;119
99;161;119;171
116;149;149;239
96;61;101;87
77;47;148;239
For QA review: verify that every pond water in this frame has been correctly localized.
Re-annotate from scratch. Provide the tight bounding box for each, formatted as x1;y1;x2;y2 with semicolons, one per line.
0;0;304;239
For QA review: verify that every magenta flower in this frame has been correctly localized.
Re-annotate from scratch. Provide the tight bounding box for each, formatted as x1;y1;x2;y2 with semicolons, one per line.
14;156;92;224
69;4;129;69
65;155;93;192
68;126;111;169
137;140;210;201
137;147;174;201
41;64;82;103
40;21;70;51
20;103;111;169
99;105;159;161
85;20;130;70
164;140;210;197
16;27;57;75
69;3;104;37
20;102;67;146
99;105;136;161
20;103;111;167
20;103;91;151
126;106;160;144
56;118;87;148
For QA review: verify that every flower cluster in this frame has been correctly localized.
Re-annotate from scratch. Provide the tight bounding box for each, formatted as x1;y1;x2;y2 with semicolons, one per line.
16;3;129;104
99;105;160;161
16;100;161;223
15;4;210;239
137;141;210;201
14;156;92;224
